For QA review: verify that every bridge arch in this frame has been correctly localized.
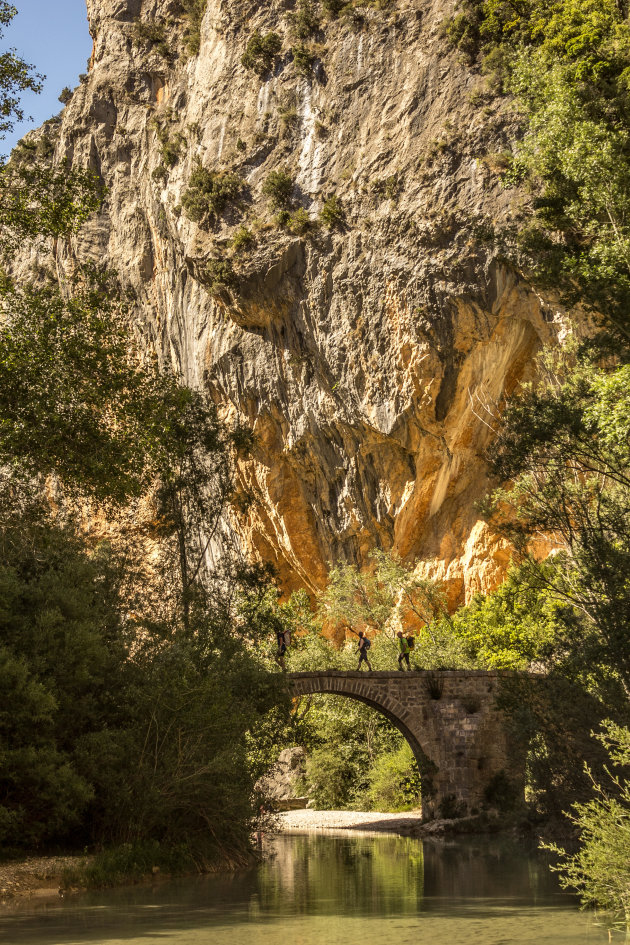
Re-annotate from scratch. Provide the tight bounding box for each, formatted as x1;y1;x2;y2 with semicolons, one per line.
289;672;435;788
287;670;526;819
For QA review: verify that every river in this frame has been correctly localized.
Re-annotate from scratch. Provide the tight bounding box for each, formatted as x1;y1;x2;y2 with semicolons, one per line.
0;832;614;944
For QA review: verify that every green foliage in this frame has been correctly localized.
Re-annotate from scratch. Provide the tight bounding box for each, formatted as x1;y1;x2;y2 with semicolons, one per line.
365;743;421;811
0;5;290;875
304;747;355;808
276;206;311;234
180;0;207;56
58;87;73;105
443;567;560;670
232;224;255;252
371;174;400;201
0;160;104;258
296;692;414;810
0;511;128;848
449;0;630;345
181;164;242;223
483;770;522;812
152;164;168;183
322;0;346;18
0;274;174;503
262;168;294;209
489;350;630;695
0;498;285;859
131;18;170;58
318;550;448;642
292;43;315;76
203;257;235;294
0;2;42;138
152;115;186;168
319;194;345;228
62;841;195;889
287;0;320;40
442;7;482;62
241;31;282;77
545;723;630;927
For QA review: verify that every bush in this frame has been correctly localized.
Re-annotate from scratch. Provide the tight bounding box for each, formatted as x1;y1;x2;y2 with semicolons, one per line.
131;18;170;58
204;258;236;292
322;0;346;18
181;165;242;223
545;723;630;929
442;10;481;61
152;117;186;168
372;174;400;201
292;43;315;76
276;207;311;234
232;225;255;252
241;31;282;77
287;0;320;40
152;164;168;184
483;770;521;812
262;169;294;209
181;0;207;56
61;841;195;889
364;743;421;811
305;747;355;809
319;194;345;228
288;207;311;234
58;87;73;105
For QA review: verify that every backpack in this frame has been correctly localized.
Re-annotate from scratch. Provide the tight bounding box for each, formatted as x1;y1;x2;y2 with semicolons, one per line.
362;637;371;649
406;635;415;650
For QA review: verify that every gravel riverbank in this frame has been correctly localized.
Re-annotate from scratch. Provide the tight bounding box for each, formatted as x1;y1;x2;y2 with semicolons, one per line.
0;856;87;905
276;809;427;836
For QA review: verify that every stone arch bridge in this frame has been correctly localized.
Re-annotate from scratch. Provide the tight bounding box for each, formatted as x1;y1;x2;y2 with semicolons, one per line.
288;670;525;819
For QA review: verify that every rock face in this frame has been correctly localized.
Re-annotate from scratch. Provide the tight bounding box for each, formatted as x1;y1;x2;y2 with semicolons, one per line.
26;0;562;603
255;746;308;809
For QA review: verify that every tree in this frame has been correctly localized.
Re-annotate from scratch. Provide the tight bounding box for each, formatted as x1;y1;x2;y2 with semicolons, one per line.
546;722;630;929
318;550;448;643
488;351;630;698
0;2;42;140
0;272;172;504
0;4;287;869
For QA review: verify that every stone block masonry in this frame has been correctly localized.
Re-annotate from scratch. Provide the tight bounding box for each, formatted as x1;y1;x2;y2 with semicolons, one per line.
288;670;526;819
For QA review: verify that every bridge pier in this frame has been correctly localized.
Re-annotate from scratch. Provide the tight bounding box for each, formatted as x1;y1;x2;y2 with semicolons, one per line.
288;670;525;819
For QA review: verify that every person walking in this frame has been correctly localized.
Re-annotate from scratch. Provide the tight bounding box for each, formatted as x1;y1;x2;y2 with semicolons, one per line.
356;631;373;671
275;627;290;670
397;630;411;671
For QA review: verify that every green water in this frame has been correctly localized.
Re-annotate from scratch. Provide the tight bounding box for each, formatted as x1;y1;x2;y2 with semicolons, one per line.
0;832;616;945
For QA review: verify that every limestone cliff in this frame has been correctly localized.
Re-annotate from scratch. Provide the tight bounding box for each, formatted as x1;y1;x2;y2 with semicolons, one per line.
25;0;564;604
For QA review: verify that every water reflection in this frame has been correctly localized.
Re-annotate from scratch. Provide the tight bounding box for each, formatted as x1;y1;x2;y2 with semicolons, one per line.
0;833;613;945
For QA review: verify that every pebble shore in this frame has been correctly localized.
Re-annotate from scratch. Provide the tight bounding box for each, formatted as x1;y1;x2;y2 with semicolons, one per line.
0;855;86;904
276;809;425;835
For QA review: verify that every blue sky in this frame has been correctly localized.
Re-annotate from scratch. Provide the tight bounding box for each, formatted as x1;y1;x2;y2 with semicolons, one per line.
2;0;92;155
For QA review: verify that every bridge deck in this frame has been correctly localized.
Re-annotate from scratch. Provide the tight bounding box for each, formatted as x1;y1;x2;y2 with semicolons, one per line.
287;669;519;679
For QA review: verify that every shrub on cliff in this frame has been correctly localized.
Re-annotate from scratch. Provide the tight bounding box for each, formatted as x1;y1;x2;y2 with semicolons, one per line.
181;164;242;223
322;0;345;19
262;168;294;209
181;0;207;56
287;0;320;40
241;31;282;77
292;43;315;76
319;194;345;228
131;18;170;58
